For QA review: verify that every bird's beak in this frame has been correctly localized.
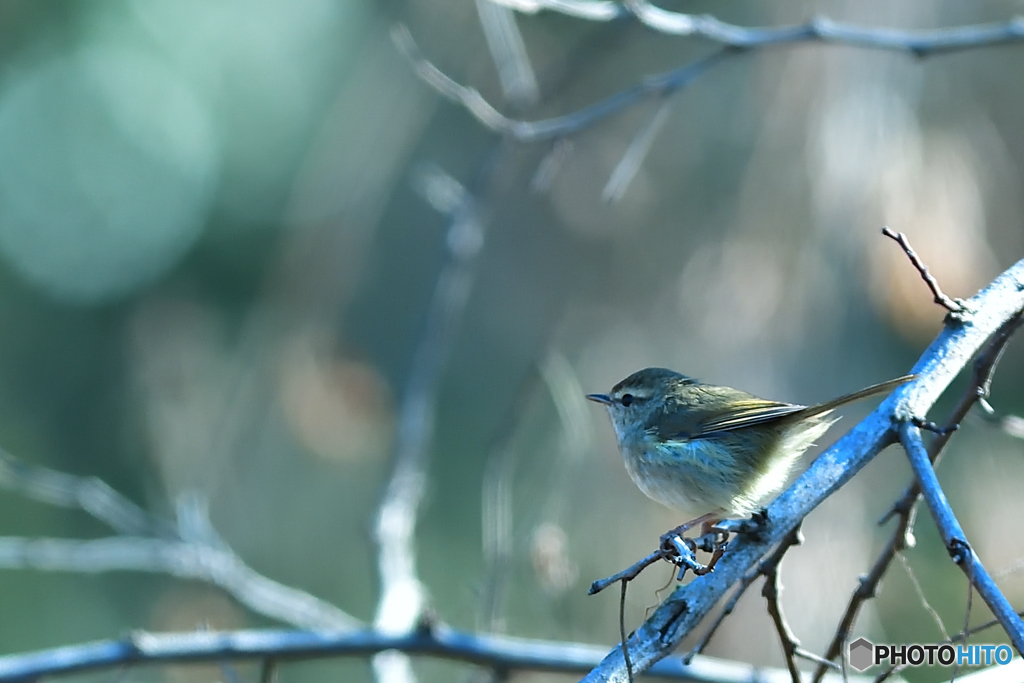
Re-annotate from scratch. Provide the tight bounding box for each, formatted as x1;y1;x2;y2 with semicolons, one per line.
586;393;612;405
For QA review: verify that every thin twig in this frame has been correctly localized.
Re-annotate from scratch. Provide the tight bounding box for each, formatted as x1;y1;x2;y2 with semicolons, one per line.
589;550;663;595
393;23;733;142
759;527;838;675
896;553;949;641
476;0;539;107
950;610;1024;642
881;227;963;313
620;581;634;683
871;663;904;683
592;522;739;595
760;527;806;683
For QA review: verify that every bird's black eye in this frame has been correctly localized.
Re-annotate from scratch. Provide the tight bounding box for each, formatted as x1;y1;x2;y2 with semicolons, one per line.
620;393;634;407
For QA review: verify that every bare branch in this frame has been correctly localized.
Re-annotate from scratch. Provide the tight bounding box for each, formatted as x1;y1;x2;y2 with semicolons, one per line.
0;447;173;538
759;527;835;683
476;0;539;107
589;550;663;595
490;0;620;22
393;23;731;142
494;0;1024;55
373;167;486;682
683;566;759;664
814;307;1024;681
0;536;357;630
0;451;360;630
970;311;1024;440
581;257;1024;682
812;499;916;683
619;581;634;683
0;624;869;682
881;227;964;313
949;610;1024;642
403;9;1024;143
895;553;949;641
899;423;1024;651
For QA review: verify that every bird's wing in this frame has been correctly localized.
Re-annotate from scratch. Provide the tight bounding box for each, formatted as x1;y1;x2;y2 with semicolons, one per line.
653;386;807;441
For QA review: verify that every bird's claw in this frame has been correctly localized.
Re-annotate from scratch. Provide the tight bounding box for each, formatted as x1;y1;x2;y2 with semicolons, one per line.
660;530;730;579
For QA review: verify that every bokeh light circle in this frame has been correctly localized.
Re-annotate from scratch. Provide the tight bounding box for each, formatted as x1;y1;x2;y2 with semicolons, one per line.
0;47;218;304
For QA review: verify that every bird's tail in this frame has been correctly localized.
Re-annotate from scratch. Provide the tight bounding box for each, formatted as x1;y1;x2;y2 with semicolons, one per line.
799;374;916;418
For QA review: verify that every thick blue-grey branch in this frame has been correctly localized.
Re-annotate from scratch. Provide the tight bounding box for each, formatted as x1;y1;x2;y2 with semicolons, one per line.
582;258;1024;682
899;423;1024;651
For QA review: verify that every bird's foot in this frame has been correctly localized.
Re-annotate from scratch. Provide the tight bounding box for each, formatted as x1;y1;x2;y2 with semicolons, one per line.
713;509;769;539
658;513;721;549
660;520;731;580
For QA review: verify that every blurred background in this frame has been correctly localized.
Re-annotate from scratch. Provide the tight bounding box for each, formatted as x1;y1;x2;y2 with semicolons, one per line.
0;1;1022;681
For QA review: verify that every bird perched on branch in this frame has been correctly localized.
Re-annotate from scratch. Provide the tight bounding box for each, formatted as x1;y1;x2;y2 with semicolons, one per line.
587;368;914;540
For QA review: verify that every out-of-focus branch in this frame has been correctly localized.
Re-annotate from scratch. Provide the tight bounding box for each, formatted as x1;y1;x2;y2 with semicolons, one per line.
0;535;356;631
899;423;1024;652
0;448;173;538
372;167;486;683
0;624;870;683
392;24;731;143
0;453;359;631
602;96;674;203
975;404;1024;439
580;257;1024;682
400;8;1024;144
398;9;1024;201
476;0;539;107
493;0;1024;54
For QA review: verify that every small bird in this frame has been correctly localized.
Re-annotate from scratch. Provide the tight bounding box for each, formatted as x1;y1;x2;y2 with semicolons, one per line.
587;368;914;535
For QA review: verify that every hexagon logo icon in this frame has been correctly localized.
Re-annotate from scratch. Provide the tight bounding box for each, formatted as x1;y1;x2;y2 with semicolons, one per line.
848;638;874;672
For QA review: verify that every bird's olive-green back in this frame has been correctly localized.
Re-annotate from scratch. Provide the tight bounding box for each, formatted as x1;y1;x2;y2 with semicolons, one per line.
647;383;807;441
